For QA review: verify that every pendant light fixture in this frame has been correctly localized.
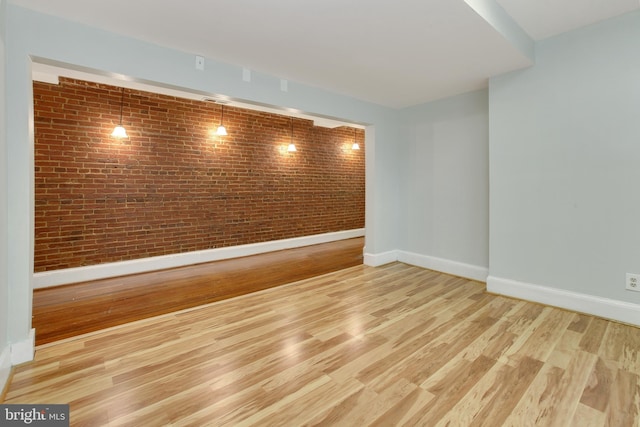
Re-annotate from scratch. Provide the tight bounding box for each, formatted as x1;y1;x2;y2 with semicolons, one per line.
351;127;360;150
287;117;297;152
111;87;128;138
216;104;228;136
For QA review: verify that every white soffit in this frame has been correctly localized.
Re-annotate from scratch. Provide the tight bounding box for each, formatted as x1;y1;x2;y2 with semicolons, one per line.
13;0;534;108
12;0;640;107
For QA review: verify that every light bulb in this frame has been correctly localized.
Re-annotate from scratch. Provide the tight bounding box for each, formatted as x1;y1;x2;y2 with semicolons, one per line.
111;125;128;138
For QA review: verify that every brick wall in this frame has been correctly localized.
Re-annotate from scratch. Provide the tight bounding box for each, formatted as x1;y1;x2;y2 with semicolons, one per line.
34;78;364;272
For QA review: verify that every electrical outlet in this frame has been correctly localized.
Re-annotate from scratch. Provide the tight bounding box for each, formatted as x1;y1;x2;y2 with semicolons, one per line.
626;273;640;292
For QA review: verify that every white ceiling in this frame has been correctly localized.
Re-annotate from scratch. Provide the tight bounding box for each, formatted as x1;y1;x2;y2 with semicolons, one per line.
10;0;640;108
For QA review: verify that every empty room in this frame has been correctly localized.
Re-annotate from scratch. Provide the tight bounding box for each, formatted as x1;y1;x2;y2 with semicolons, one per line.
1;1;639;426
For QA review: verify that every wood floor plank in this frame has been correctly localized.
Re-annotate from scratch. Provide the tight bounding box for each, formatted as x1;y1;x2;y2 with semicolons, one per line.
434;356;543;427
578;317;609;354
600;322;640;375
573;402;607;427
418;319;514;390
503;350;596;426
581;357;615;413
240;377;364;426
606;369;640;427
5;262;640;426
407;355;498;426
501;307;576;366
310;384;381;426
310;378;417;427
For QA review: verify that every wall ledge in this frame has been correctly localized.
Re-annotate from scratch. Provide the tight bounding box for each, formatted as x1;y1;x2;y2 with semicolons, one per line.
34;229;364;288
487;275;640;327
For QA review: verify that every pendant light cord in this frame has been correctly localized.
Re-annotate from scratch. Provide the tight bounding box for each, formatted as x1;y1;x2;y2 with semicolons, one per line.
118;88;124;124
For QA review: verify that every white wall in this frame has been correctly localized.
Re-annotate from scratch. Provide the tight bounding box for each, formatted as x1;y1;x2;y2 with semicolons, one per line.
2;5;401;355
397;90;489;281
489;11;640;325
0;0;12;392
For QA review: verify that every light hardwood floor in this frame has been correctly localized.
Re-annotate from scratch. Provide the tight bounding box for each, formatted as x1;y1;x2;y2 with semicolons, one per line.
4;263;640;426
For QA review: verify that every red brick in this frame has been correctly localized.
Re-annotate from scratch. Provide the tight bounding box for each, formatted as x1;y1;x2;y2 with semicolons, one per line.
34;78;365;272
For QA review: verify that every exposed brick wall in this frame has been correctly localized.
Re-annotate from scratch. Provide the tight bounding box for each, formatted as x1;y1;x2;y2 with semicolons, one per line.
34;78;365;272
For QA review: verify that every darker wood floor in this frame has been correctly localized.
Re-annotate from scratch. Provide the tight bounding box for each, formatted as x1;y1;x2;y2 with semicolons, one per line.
33;237;364;345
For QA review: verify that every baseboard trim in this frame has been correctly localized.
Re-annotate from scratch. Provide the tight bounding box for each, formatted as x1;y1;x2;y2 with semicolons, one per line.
398;251;488;282
363;250;398;267
10;329;35;366
363;249;488;282
34;229;365;288
0;345;11;400
487;276;640;327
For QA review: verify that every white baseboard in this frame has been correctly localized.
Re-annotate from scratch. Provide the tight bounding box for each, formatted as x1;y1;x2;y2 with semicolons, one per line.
363;249;488;282
10;329;35;365
0;330;36;393
397;251;488;282
33;229;365;288
487;276;640;327
363;250;398;267
0;345;11;396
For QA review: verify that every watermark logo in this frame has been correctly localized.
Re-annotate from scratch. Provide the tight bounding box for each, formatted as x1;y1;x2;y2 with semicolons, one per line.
0;405;69;426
